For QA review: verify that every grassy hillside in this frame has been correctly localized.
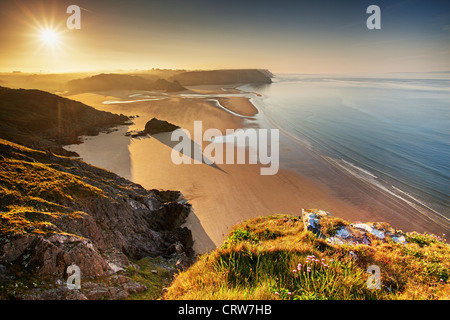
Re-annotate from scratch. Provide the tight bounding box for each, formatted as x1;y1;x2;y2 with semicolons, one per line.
163;214;449;300
0;138;193;299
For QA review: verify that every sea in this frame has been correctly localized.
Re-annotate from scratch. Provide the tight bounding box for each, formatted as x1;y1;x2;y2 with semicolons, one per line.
239;73;450;225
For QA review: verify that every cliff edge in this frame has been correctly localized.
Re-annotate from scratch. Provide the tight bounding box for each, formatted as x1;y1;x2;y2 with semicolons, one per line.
0;139;194;299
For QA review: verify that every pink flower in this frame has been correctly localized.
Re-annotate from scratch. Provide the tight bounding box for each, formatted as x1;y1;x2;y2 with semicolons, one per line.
288;292;292;296
293;269;297;273
275;292;279;295
297;264;302;270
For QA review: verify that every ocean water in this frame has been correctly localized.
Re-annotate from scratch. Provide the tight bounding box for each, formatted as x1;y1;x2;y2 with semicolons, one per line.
240;73;450;222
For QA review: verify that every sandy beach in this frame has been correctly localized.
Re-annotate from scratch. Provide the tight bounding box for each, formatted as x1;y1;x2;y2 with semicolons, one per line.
65;88;448;254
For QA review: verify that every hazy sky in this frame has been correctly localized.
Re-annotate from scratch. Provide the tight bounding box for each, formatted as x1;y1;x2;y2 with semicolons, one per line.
1;0;449;73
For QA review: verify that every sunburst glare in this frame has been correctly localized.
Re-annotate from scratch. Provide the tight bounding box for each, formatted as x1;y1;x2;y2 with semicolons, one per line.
39;28;60;46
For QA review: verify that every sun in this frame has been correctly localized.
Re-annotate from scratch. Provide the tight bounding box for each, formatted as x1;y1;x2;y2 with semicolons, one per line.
39;28;60;46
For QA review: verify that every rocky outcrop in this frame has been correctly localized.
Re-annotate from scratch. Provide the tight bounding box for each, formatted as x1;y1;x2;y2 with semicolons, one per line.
126;118;180;137
144;118;180;135
302;209;330;238
0;139;194;299
301;209;408;246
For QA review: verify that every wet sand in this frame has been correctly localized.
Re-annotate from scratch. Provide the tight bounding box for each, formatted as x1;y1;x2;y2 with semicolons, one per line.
65;89;449;253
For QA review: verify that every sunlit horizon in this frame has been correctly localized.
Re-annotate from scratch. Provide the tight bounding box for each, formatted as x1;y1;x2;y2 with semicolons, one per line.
1;0;449;74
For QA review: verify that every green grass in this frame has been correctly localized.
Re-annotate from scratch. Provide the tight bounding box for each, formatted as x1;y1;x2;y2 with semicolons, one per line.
125;257;176;300
163;214;449;300
0;139;109;237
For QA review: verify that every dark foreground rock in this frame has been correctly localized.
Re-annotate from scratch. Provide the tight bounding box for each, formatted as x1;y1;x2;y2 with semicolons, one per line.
0;139;194;299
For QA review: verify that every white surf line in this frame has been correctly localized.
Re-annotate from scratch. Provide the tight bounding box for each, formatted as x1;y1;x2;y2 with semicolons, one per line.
391;185;449;222
102;97;168;104
128;92;168;98
327;156;449;225
341;159;378;179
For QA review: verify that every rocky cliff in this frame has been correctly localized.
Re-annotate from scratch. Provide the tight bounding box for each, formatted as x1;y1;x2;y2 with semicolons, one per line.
0;86;129;156
168;69;273;86
0;139;194;299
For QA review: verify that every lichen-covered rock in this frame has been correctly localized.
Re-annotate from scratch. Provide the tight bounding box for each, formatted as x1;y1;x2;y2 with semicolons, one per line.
1;234;111;278
301;208;408;246
301;209;330;237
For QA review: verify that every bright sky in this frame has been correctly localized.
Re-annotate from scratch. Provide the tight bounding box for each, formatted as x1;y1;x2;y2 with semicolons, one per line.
1;0;449;73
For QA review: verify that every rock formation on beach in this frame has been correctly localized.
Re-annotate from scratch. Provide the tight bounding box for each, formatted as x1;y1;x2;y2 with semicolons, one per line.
301;209;407;245
144;118;180;134
126;117;180;137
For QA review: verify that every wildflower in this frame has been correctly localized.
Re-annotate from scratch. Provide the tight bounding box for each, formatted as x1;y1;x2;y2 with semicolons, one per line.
297;264;302;270
440;279;444;282
293;269;297;273
307;267;311;272
321;258;325;261
275;292;279;296
288;292;292;296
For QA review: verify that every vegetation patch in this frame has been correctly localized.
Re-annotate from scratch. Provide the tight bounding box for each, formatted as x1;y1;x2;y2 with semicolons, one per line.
163;214;449;300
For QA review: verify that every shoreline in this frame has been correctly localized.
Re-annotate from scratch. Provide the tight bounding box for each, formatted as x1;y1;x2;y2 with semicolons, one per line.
246;85;449;237
65;87;449;254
